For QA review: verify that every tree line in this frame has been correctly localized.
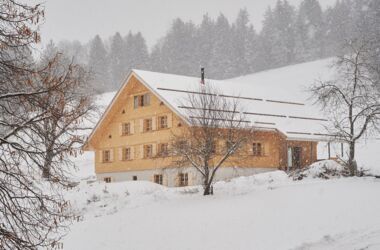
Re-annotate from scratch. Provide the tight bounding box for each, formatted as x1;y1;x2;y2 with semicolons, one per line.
53;0;380;93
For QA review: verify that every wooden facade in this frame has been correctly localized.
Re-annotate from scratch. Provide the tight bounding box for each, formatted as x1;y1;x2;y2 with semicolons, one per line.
84;72;319;185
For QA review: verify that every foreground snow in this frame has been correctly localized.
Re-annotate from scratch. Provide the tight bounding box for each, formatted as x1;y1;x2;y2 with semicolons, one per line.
63;171;380;250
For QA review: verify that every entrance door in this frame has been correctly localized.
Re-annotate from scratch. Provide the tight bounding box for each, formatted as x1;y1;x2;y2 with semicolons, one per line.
293;147;302;169
287;147;293;171
287;146;302;171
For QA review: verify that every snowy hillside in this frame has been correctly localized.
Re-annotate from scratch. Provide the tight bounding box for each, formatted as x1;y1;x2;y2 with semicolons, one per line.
63;170;380;250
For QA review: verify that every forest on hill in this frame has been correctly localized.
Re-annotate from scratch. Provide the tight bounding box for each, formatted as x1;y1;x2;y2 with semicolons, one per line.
46;0;380;92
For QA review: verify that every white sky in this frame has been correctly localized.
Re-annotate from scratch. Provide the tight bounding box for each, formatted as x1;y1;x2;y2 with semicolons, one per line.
40;0;336;48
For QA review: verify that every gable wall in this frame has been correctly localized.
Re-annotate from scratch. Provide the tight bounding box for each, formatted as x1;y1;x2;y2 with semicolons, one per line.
92;75;185;174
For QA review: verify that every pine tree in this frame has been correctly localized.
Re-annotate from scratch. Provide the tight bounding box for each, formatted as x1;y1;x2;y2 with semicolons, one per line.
123;31;149;74
88;35;110;93
324;0;353;56
232;8;256;76
272;0;297;67
257;7;277;71
159;18;198;76
109;32;126;89
195;14;216;75
209;14;234;79
295;0;325;61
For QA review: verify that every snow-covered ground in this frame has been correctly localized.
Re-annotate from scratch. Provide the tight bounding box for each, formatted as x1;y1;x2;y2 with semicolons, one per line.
63;170;380;250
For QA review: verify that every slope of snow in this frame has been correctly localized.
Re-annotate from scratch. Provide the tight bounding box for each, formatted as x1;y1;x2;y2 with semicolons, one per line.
63;172;380;250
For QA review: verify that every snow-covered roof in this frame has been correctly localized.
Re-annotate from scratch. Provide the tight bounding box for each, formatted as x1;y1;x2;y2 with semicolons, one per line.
132;59;336;141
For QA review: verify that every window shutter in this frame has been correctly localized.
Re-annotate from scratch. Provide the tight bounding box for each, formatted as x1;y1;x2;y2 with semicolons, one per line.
145;94;150;105
130;120;135;134
264;143;269;156
140;145;144;159
98;150;103;163
167;113;173;128
139;119;144;133
130;146;134;160
118;148;123;161
110;149;114;162
119;123;123;136
134;96;138;109
152;143;157;156
152;116;157;130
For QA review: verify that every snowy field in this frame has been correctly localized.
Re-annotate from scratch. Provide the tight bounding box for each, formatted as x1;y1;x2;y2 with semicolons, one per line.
63;168;380;250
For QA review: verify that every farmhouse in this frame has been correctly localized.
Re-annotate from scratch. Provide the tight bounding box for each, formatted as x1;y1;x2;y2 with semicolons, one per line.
84;69;332;186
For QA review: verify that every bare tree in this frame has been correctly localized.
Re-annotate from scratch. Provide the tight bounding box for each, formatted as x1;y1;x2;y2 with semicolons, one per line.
32;52;96;180
172;84;254;195
0;1;92;248
311;39;380;176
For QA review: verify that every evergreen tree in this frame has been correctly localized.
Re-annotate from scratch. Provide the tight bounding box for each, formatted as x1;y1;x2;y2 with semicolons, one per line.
295;0;325;61
232;8;256;76
257;7;277;71
133;32;149;70
109;32;126;89
88;35;110;93
195;14;216;76
324;0;353;56
271;0;297;67
159;18;198;76
209;14;235;79
123;31;149;74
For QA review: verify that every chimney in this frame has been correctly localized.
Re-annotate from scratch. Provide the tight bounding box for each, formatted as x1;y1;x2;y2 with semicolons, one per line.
201;67;205;84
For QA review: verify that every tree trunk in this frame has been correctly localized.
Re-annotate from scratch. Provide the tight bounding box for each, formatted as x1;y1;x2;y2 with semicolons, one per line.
203;168;212;196
347;141;357;176
42;150;54;179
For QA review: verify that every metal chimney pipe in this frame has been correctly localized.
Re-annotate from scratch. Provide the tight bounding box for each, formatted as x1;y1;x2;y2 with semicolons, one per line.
201;67;205;84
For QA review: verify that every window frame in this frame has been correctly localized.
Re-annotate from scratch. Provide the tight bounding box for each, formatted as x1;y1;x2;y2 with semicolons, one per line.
144;118;152;132
134;93;151;108
158;115;168;129
103;150;111;163
158;143;169;157
154;174;163;185
179;173;189;187
143;144;153;159
252;142;263;157
122;122;131;136
122;147;131;161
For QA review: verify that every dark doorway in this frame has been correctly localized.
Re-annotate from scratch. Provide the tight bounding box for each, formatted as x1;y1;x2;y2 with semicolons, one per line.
133;176;137;181
293;147;302;169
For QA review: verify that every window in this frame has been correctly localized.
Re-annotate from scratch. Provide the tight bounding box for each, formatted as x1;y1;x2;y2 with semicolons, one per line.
144;144;153;158
158;143;169;157
103;150;111;163
179;173;188;187
252;143;263;156
158;115;168;129
144;118;152;132
104;177;111;183
154;174;163;185
210;141;216;154
133;176;137;181
122;148;131;161
134;93;150;109
122;123;131;136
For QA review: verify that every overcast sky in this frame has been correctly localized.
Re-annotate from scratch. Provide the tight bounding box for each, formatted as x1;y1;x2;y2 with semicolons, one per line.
40;0;336;48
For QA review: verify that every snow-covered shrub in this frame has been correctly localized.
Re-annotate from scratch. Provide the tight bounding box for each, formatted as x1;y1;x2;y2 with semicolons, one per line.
290;160;349;180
